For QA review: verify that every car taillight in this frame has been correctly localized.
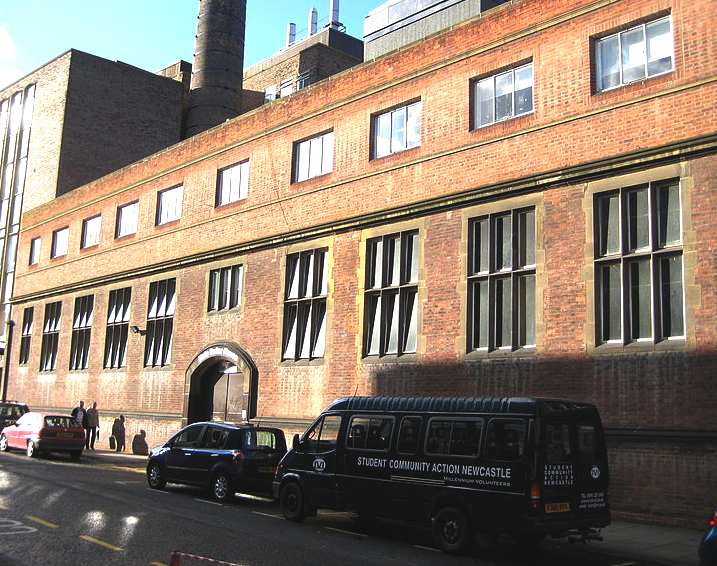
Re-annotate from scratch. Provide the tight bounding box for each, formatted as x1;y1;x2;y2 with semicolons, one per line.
232;450;244;464
530;482;541;511
709;512;717;528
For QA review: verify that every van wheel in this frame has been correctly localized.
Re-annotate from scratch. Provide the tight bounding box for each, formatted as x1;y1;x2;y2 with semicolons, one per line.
280;482;306;522
0;434;8;452
433;506;470;554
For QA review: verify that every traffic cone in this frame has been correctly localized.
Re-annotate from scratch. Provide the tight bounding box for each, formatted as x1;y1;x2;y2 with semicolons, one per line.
168;552;181;566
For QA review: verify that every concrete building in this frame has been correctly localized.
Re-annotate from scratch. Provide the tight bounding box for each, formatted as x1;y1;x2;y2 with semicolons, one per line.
4;0;717;528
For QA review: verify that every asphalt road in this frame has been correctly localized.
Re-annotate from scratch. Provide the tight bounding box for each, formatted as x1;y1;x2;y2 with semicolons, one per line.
0;450;668;566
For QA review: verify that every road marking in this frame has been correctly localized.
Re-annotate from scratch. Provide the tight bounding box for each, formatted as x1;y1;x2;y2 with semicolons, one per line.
611;563;637;566
149;562;168;566
79;534;123;552
108;465;145;475
25;515;59;529
0;518;37;535
325;526;368;538
413;544;440;553
114;480;142;485
194;498;222;506
251;511;282;519
146;488;170;494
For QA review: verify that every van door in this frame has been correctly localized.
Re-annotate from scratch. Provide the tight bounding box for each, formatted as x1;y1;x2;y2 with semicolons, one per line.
573;420;609;517
294;414;342;509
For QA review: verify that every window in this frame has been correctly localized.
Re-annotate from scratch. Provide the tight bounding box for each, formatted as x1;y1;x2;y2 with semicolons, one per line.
18;307;33;365
473;62;533;128
296;71;313;90
40;301;61;371
282;249;328;361
279;79;294;98
104;287;131;369
29;237;40;265
69;295;93;370
156;186;183;225
485;419;527;461
51;227;69;258
144;278;176;367
546;423;572;464
468;208;536;352
208;265;243;312
373;101;421;158
293;131;334;183
116;201;139;238
594;180;683;344
202;427;230;449
347;416;394;451
264;85;277;102
595;15;673;92
173;425;205;448
216;161;250;206
303;414;341;453
246;429;280;450
81;215;101;249
397;416;422;454
425;419;483;457
364;231;419;357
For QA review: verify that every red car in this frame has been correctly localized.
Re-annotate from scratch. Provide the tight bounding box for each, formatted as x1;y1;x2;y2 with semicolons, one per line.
0;412;84;460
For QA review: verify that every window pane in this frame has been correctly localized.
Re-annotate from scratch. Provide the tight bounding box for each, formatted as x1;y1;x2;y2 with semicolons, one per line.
375;113;391;158
598;193;620;256
426;421;452;455
646;18;673;76
401;288;417;354
597;35;620;91
370;239;383;290
486;419;527;460
385;235;400;287
296;140;310;182
494;214;512;270
383;291;399;354
239;161;250;199
397;417;421;454
514;64;533;115
599;262;622;342
309;136;323;179
471;219;489;274
283;304;297;360
629;258;652;340
660;254;684;338
495;277;512;348
470;279;489;349
286;255;300;299
450;420;482;457
402;231;419;284
311;300;327;358
118;202;138;237
627;188;650;251
321;132;334;175
621;26;646;84
517;209;535;267
495;71;514;121
298;303;312;359
366;294;381;355
390;107;407;154
406;102;421;148
477;77;495;127
658;182;681;247
518;274;535;347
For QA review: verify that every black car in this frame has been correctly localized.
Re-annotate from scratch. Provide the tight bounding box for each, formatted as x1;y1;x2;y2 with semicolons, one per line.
147;421;287;502
0;402;29;429
700;510;717;566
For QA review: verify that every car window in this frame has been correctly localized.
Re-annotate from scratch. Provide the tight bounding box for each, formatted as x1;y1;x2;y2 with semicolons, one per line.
202;427;229;449
44;416;74;428
0;405;25;418
254;430;278;450
577;424;598;461
546;423;572;463
304;415;341;454
173;425;205;448
426;419;482;457
397;417;421;454
485;419;527;461
347;416;393;452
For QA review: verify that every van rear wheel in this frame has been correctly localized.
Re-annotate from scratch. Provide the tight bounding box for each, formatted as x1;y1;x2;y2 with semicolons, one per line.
280;482;306;522
433;506;470;554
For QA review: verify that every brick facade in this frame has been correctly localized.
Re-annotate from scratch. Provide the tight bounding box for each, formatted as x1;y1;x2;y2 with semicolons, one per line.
6;0;717;527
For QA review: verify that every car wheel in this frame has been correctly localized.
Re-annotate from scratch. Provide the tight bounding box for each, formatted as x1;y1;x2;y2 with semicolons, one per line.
210;472;233;502
433;506;470;554
280;481;306;522
0;434;8;452
26;441;38;458
147;462;166;489
69;451;82;461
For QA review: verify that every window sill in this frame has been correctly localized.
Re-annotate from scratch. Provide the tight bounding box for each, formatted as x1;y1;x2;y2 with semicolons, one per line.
371;145;421;163
141;365;174;372
155;219;180;230
49;254;67;262
593;69;674;97
292;171;332;187
68;369;89;374
280;357;325;367
471;110;534;133
215;198;248;212
114;233;137;243
80;244;99;253
361;353;418;365
207;307;242;318
465;347;536;361
592;338;687;355
101;367;128;373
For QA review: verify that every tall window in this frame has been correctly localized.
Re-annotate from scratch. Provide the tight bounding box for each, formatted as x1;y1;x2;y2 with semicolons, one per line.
116;201;139;238
373;101;421;159
282;249;327;361
216;161;250;206
595;15;673;92
104;287;131;369
51;227;69;258
594;180;683;344
81;215;102;249
144;279;176;367
40;301;61;371
69;295;93;370
156;186;183;226
18;307;33;365
364;231;419;357
468;208;536;351
293;132;334;183
473;63;533;128
208;265;243;312
29;237;40;265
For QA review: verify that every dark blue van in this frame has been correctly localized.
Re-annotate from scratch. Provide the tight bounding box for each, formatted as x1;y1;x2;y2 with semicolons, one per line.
273;396;610;553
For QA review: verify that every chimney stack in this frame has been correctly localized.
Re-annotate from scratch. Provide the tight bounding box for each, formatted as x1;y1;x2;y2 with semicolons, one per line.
308;7;318;36
329;0;340;28
184;0;247;138
286;22;296;47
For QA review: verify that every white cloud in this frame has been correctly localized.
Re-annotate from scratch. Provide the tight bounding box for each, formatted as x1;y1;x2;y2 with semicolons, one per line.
0;26;20;89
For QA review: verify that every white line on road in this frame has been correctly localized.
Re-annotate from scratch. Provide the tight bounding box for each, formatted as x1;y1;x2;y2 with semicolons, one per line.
412;544;440;553
325;526;368;538
146;488;170;494
251;511;282;519
611;563;637;566
194;498;223;506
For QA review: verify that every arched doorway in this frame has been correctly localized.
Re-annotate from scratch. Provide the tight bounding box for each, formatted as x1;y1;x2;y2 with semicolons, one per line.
184;343;258;424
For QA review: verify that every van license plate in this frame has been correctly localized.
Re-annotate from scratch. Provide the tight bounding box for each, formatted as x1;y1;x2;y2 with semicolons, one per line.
545;502;570;513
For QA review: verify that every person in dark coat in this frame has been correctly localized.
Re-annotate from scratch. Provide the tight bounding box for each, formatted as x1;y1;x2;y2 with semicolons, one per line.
112;415;126;452
132;429;148;456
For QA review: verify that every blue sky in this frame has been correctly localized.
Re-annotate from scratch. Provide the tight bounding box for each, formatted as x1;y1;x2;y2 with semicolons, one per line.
0;0;378;89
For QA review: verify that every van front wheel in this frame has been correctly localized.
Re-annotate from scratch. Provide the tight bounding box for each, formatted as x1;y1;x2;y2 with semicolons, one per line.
280;482;306;522
433;506;470;554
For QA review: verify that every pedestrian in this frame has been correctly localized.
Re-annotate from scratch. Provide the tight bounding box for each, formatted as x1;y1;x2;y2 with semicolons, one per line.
85;402;99;450
70;400;86;428
132;429;148;456
112;415;126;453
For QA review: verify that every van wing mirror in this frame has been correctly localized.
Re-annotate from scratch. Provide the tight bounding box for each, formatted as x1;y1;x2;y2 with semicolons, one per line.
292;433;300;451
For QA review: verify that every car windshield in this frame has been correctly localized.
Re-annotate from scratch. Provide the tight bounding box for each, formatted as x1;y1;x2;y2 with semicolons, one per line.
0;405;25;418
44;416;74;428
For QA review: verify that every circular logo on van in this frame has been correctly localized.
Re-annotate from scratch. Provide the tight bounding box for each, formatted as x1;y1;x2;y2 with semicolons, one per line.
590;465;601;479
313;457;326;473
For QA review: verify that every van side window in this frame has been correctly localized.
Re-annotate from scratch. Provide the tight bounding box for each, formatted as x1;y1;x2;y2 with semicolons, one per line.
347;416;393;452
578;425;596;460
426;419;482;457
304;415;341;454
397;417;421;454
485;419;526;460
202;427;229;449
546;423;572;463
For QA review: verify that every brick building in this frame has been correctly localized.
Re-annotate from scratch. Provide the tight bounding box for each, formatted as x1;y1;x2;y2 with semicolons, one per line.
4;0;717;527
